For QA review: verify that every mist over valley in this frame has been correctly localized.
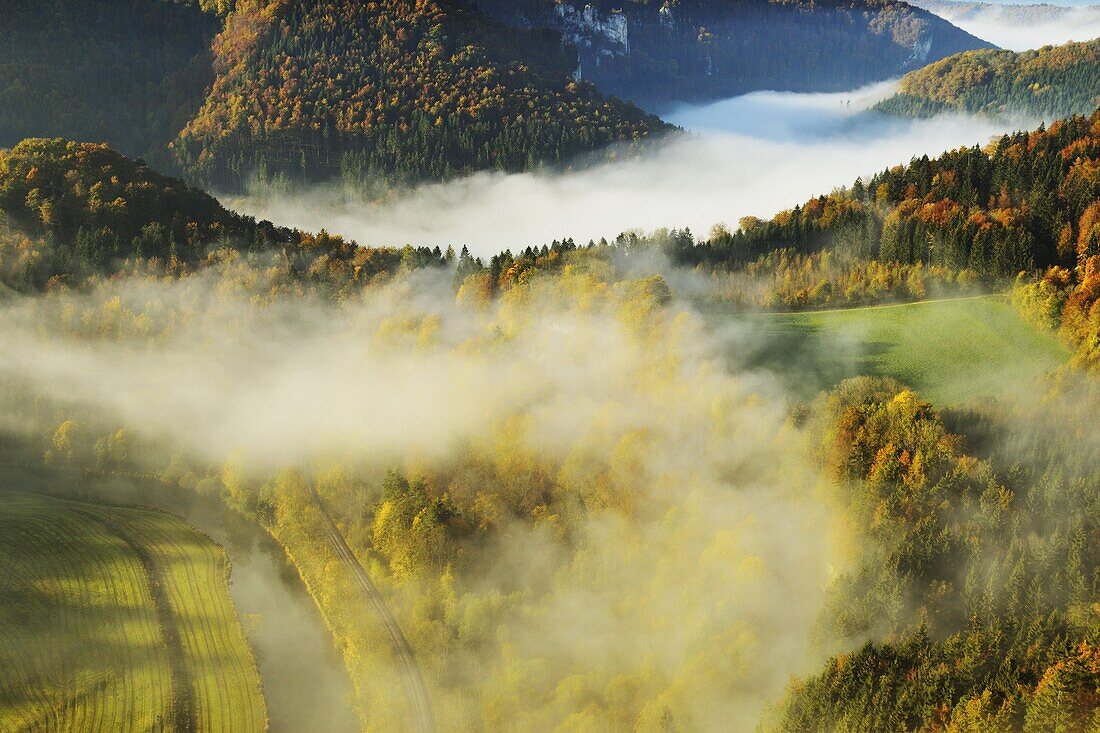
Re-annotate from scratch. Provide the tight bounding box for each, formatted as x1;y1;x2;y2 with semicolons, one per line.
231;84;1022;256
0;2;1098;732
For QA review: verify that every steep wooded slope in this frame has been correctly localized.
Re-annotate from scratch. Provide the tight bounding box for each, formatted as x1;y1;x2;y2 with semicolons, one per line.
1;0;668;190
169;0;669;188
0;0;219;169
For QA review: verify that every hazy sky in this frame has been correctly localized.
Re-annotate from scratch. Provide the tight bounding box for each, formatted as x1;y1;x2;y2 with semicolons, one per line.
964;0;1099;6
911;1;1100;50
935;0;1099;6
231;83;1024;258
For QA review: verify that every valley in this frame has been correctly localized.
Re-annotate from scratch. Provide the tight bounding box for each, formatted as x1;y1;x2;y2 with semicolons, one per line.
0;2;1098;732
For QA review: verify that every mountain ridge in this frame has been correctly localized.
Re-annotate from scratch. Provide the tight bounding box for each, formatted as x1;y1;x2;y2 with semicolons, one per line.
469;0;995;111
1;0;997;190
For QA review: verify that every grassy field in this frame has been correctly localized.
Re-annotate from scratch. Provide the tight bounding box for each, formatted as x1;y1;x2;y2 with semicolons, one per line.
0;492;267;733
728;296;1070;406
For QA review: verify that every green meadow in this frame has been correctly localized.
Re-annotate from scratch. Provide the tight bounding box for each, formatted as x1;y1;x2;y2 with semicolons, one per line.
0;492;267;733
730;296;1070;406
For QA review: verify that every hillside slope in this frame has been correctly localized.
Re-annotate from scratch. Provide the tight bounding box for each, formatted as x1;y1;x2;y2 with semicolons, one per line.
0;0;668;191
875;39;1100;120
674;109;1100;279
2;0;993;191
767;377;1100;733
471;0;993;111
0;137;269;285
0;137;460;292
0;138;363;290
170;0;670;189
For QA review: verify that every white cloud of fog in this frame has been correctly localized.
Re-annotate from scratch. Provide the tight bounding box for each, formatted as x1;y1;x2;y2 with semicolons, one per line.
0;272;508;468
0;268;839;731
227;85;1022;258
663;81;901;138
910;0;1100;50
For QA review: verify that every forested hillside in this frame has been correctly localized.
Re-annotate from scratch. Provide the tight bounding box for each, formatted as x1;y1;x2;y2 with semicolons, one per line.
875;40;1100;120
0;0;667;191
471;0;992;111
16;99;1100;339
674;110;1100;371
1;0;997;192
172;0;670;189
768;376;1100;733
0;138;406;290
669;111;1099;278
456;111;1100;319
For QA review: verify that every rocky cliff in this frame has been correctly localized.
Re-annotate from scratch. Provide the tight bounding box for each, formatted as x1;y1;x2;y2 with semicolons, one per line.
469;0;994;111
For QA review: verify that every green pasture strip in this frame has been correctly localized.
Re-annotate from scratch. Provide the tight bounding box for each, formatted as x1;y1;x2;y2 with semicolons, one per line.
731;296;1069;406
0;492;267;732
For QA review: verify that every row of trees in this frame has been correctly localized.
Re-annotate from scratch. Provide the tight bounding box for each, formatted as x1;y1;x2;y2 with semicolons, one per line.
9;113;1100;327
1013;261;1100;371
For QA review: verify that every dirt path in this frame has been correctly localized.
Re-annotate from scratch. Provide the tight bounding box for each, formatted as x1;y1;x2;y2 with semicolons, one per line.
309;487;437;733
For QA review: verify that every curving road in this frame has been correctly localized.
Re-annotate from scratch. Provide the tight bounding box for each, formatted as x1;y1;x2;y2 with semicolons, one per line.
309;487;437;733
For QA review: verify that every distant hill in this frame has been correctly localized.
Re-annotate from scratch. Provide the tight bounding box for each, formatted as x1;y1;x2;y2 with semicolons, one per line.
1;0;992;191
0;137;284;288
171;0;669;190
675;108;1100;280
0;0;667;192
875;39;1100;120
470;0;994;111
0;137;453;291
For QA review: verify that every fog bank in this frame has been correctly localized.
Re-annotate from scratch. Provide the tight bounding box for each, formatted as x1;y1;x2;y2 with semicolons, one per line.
229;85;1019;258
0;265;843;731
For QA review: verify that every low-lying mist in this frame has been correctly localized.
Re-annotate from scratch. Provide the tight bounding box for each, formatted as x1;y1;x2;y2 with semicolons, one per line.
228;86;1021;257
4;237;1095;730
0;261;845;731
